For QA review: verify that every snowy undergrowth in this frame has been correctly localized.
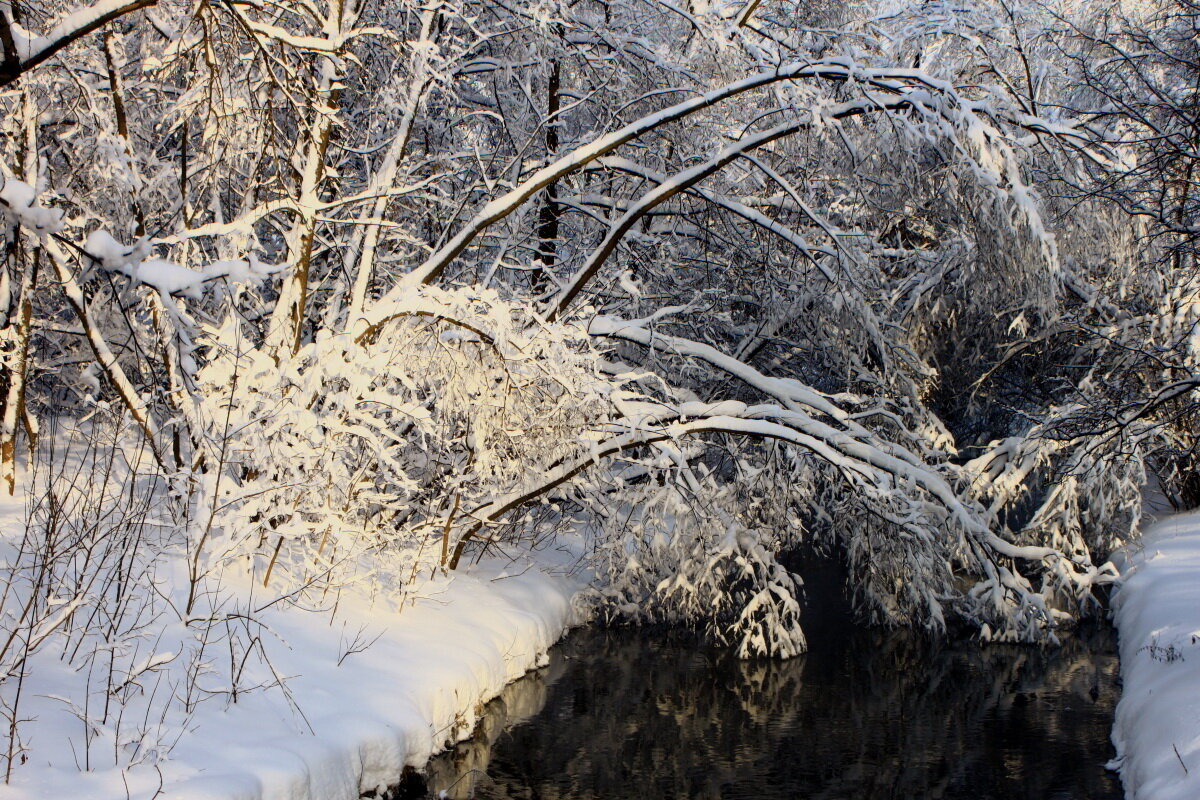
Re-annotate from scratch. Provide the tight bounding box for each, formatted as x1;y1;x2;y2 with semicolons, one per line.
1111;511;1200;800
0;430;580;800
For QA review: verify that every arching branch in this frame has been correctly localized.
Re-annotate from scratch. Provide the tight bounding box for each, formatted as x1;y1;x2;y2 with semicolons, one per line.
376;60;944;291
545;97;907;319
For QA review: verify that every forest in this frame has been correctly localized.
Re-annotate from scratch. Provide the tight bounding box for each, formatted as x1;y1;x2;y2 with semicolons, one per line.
0;0;1198;794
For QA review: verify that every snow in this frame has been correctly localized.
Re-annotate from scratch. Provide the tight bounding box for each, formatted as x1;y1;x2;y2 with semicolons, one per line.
0;176;63;235
81;230;279;298
1111;511;1200;800
0;482;581;800
4;0;160;67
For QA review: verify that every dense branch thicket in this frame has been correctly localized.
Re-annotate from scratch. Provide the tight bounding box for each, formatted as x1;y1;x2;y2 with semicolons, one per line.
0;0;1196;734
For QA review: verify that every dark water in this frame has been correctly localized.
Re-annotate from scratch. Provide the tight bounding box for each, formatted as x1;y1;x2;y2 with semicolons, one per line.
422;618;1122;800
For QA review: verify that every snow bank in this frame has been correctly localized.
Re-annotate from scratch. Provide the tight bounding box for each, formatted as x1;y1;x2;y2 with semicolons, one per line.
0;470;580;800
165;568;576;800
1111;511;1200;800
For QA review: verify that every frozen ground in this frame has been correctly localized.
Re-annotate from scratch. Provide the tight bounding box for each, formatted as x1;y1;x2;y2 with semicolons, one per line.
1111;510;1200;800
0;484;580;800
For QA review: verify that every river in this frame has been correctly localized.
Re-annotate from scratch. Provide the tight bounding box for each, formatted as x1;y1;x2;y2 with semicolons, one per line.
418;617;1121;799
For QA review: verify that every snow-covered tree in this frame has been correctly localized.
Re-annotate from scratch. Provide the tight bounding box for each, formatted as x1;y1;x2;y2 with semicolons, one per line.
1;0;1197;677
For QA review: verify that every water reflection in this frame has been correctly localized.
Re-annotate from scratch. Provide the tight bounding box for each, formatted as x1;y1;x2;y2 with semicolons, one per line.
424;622;1121;799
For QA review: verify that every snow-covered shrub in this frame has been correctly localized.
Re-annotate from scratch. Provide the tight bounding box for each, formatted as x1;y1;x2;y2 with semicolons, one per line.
191;287;823;656
961;420;1141;637
579;476;807;659
192;285;614;595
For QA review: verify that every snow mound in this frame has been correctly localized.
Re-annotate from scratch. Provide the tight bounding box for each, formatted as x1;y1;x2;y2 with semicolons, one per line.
1111;511;1200;800
0;497;580;800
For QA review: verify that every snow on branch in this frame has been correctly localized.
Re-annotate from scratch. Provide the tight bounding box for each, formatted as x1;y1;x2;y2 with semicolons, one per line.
589;315;865;428
0;175;63;235
377;59;950;292
0;0;159;87
595;155;840;279
546;109;882;319
442;380;1089;643
79;231;282;299
359;57;1100;338
42;238;170;469
2;176;282;299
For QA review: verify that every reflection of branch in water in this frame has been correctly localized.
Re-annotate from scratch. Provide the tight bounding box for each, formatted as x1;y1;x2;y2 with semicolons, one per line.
424;649;567;798
422;623;1120;800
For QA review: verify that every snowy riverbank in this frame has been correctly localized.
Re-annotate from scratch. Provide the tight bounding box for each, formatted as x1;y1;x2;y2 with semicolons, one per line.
0;471;580;800
1111;511;1200;800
